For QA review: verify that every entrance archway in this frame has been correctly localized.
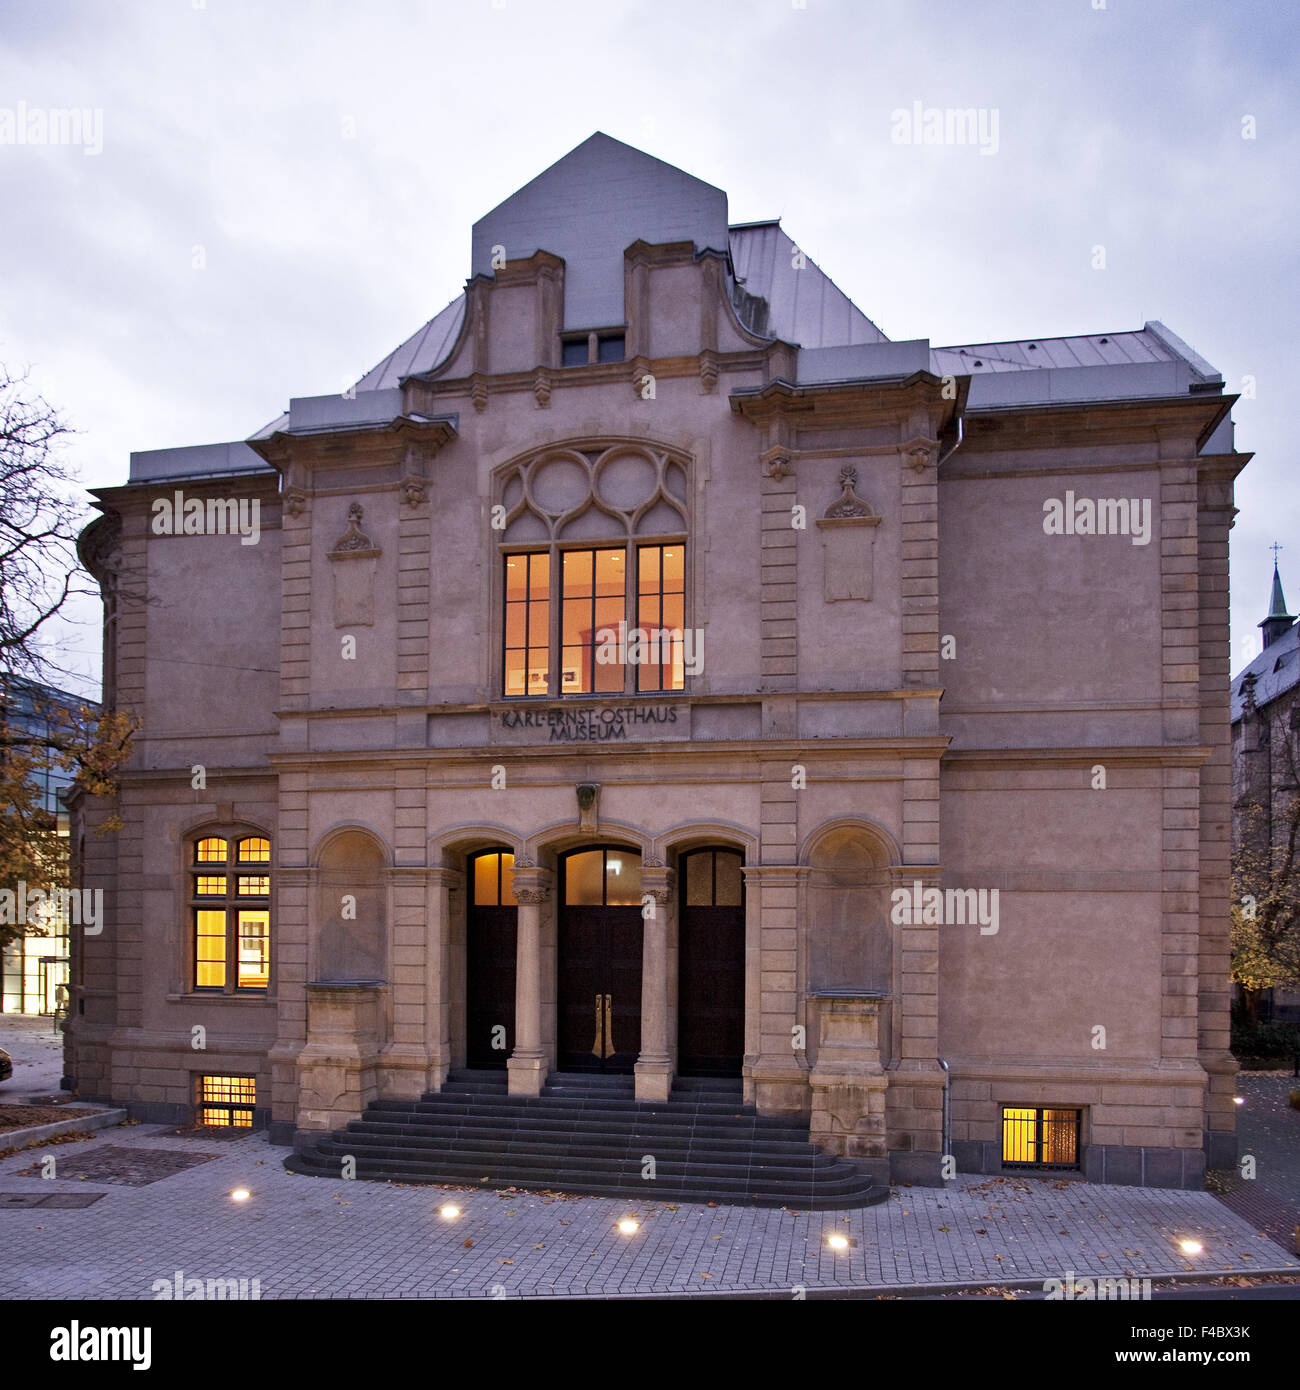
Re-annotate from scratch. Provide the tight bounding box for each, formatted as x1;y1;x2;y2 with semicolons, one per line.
677;847;745;1076
466;849;517;1069
557;846;643;1072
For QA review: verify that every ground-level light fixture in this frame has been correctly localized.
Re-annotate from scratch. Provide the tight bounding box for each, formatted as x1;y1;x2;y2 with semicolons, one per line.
230;1188;251;1203
1233;1096;1244;1105
826;1234;852;1251
440;1204;461;1219
618;1219;640;1235
1179;1239;1203;1256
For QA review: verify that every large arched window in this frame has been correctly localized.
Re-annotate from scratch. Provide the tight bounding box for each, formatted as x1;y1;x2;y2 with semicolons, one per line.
496;444;690;697
189;832;271;993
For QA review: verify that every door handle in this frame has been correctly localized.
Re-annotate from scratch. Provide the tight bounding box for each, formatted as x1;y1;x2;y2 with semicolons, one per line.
603;993;614;1059
592;993;604;1058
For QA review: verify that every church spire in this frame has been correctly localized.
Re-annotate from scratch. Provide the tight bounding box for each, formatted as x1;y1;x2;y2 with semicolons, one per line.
1259;554;1296;650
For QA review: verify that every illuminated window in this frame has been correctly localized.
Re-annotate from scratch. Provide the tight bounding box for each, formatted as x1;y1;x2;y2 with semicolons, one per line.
189;833;271;992
197;1074;256;1128
1001;1107;1081;1170
471;851;517;907
503;552;550;696
636;544;685;691
503;543;686;697
494;445;688;698
563;847;642;906
562;548;626;696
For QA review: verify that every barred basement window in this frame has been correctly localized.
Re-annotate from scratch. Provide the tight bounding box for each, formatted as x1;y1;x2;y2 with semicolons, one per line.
1002;1106;1081;1170
197;1074;256;1128
189;834;271;992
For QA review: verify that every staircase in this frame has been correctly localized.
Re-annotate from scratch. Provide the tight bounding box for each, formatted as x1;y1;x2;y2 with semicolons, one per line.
284;1070;890;1209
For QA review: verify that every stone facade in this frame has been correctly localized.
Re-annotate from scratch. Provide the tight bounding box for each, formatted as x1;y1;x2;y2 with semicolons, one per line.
65;134;1247;1188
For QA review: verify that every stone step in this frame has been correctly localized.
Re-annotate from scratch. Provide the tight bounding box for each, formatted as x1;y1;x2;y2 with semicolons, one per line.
334;1125;831;1163
284;1150;885;1209
285;1068;890;1209
367;1106;811;1139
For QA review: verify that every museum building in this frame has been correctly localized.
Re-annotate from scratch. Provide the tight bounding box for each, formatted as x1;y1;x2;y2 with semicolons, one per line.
66;133;1246;1193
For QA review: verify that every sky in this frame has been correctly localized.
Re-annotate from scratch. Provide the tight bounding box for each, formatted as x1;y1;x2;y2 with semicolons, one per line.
1;0;1296;698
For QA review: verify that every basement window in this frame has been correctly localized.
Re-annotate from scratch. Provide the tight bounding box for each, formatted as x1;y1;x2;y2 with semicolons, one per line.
1001;1106;1081;1170
197;1074;256;1128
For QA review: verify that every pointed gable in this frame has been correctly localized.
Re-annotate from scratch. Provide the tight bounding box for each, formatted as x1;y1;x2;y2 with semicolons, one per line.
471;132;729;332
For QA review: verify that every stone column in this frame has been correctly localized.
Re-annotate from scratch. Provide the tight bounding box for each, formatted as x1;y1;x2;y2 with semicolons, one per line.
636;861;675;1101
422;867;460;1094
508;859;552;1096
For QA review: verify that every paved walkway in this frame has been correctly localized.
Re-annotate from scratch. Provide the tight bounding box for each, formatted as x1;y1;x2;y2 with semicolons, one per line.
2;1122;1295;1299
0;1012;68;1100
1211;1071;1300;1250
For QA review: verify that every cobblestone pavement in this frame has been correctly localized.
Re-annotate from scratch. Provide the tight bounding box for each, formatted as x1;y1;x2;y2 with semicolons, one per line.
1;1122;1295;1300
1211;1072;1300;1249
0;1013;68;1100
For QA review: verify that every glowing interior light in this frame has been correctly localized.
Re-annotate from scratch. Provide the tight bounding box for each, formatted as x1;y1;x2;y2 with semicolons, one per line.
440;1204;461;1219
230;1188;251;1203
618;1219;639;1235
1179;1239;1203;1256
827;1234;850;1251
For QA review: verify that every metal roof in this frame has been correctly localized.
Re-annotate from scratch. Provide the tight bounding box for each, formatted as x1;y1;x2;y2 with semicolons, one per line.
930;322;1219;378
728;222;888;348
351;295;466;393
232;139;1226;440
1232;622;1299;722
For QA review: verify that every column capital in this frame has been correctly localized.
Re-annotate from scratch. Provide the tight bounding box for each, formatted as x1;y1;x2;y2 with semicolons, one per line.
512;860;553;903
640;865;675;903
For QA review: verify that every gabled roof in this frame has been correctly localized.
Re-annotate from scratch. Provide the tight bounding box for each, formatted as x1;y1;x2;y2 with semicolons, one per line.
1232;623;1299;722
232;136;1231;446
473;131;729;333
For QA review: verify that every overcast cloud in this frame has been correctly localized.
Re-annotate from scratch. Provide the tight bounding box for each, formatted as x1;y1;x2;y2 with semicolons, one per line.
1;0;1295;696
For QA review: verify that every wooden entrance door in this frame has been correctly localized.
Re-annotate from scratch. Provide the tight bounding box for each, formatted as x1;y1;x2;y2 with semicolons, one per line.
557;847;643;1073
677;848;745;1076
466;850;517;1069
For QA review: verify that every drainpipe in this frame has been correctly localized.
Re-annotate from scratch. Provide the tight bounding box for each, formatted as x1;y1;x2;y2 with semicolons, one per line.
938;1055;951;1181
936;400;965;467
